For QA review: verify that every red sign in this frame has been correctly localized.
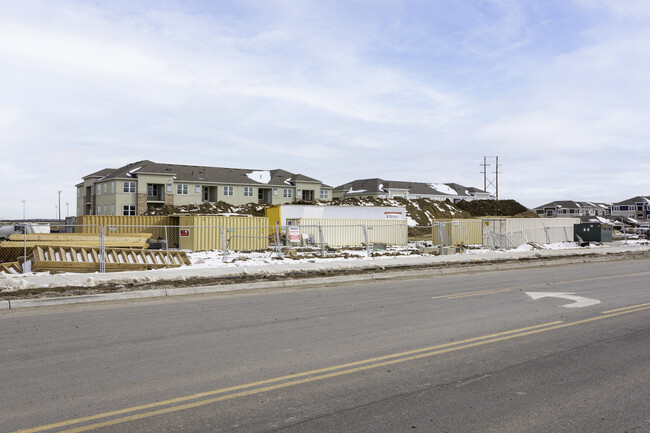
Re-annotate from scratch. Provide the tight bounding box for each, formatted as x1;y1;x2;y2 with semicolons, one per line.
180;229;190;237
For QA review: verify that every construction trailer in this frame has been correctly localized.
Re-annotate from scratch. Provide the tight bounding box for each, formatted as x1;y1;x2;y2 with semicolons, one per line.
285;218;408;248
266;204;407;227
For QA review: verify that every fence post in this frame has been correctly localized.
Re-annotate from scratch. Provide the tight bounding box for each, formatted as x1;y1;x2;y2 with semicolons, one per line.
437;223;445;255
362;224;370;257
220;226;228;262
99;226;105;273
318;224;325;257
274;222;282;255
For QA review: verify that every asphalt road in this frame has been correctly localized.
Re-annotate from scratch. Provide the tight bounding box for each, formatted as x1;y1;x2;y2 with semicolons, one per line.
1;258;649;433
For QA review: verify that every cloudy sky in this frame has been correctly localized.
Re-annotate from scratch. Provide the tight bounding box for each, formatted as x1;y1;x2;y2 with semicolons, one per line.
2;0;649;219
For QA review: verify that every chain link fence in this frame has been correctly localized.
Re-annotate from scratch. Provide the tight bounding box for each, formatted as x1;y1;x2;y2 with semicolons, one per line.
1;218;633;275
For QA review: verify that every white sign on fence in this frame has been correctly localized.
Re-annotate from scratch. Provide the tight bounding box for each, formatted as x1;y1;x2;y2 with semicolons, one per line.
288;226;301;243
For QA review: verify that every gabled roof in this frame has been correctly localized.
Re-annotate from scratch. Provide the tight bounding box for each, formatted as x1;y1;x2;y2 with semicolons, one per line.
535;200;612;210
612;196;650;206
88;160;325;187
334;178;454;196
83;168;116;179
333;178;489;198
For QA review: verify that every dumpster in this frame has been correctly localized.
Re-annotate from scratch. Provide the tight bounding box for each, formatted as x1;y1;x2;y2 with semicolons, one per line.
573;223;612;243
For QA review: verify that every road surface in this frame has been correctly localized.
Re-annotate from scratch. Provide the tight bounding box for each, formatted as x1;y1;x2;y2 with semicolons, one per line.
2;258;649;432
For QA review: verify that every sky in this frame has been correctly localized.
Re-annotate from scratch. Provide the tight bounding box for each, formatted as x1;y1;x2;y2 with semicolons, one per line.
1;0;650;219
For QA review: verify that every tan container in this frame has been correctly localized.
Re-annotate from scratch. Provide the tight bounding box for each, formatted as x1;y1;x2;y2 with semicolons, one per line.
74;215;176;243
177;215;269;252
431;219;483;246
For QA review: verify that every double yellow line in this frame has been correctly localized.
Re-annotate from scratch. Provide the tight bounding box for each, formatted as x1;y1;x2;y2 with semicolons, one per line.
13;302;650;433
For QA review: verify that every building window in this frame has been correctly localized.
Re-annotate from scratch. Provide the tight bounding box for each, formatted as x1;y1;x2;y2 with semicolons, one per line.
177;184;189;195
320;190;329;199
103;205;107;214
111;205;114;215
97;206;101;215
77;188;81;198
147;184;158;197
123;181;136;193
223;186;234;196
273;188;278;196
166;184;172;193
96;184;101;195
103;183;107;193
111;182;115;194
195;185;201;194
123;205;136;216
283;188;292;198
244;186;254;197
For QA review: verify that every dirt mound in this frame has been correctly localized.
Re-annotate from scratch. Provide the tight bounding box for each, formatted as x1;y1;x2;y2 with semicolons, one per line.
454;199;531;218
143;197;534;227
144;201;266;217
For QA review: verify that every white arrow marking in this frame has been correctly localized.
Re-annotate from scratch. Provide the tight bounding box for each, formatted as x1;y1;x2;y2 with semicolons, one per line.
526;292;601;308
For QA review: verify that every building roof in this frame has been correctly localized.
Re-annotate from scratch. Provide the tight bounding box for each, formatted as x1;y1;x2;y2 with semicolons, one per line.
612;196;650;206
89;160;327;187
82;168;116;179
535;200;612;210
333;178;488;198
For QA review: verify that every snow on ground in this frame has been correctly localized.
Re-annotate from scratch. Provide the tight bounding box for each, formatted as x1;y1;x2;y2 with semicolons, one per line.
1;241;648;289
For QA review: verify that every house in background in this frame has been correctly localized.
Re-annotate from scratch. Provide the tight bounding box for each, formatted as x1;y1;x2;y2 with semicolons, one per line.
610;196;650;221
76;160;332;216
533;201;611;218
332;178;492;203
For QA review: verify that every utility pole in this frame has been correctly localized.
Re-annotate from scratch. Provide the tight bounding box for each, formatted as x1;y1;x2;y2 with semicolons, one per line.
481;156;501;200
58;190;62;221
481;157;490;192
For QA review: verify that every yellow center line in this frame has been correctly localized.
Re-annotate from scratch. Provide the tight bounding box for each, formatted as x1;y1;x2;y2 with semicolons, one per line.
601;302;650;314
13;305;650;433
12;321;561;433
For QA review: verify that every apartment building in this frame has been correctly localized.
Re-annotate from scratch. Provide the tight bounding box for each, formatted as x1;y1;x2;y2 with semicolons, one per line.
76;160;332;216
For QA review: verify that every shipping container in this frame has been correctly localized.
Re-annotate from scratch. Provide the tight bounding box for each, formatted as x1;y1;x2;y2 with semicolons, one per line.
73;216;176;242
285;218;408;247
431;219;484;246
177;215;269;251
73;215;269;251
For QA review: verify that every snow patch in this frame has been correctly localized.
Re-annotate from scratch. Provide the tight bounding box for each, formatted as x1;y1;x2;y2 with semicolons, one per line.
247;170;271;184
429;183;457;195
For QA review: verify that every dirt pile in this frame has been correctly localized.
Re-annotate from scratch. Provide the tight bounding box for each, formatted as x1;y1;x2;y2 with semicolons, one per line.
144;202;266;217
144;197;535;227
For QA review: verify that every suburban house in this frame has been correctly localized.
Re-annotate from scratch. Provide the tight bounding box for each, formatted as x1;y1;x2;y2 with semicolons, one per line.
533;201;611;218
76;160;332;216
332;178;492;202
610;196;650;221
